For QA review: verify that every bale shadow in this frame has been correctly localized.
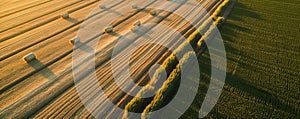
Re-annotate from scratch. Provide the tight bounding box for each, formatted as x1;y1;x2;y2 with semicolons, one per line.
65;17;79;23
28;60;56;80
76;41;94;53
103;8;123;16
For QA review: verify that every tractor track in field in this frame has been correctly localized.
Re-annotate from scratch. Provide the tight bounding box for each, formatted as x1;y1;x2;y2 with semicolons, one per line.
34;0;220;117
0;0;53;18
0;0;83;34
0;0;101;43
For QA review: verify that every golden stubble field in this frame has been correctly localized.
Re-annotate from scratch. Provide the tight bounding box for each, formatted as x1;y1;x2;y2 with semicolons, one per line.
1;0;226;118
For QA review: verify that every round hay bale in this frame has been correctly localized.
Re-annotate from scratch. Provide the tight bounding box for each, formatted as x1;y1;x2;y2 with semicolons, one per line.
99;4;106;9
70;36;80;45
134;20;141;26
61;12;69;19
132;4;138;9
131;26;139;32
105;26;113;33
23;52;36;63
150;10;157;16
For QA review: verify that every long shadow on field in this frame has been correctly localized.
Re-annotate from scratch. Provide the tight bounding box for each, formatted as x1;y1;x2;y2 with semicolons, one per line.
76;41;94;53
225;70;296;114
109;32;139;47
183;1;296;118
103;8;123;16
28;60;56;80
219;0;296;113
221;2;262;41
181;43;296;118
228;2;263;22
65;17;79;23
180;51;212;118
222;23;250;38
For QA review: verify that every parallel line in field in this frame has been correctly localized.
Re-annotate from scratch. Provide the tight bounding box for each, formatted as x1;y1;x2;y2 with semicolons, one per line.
35;0;220;117
31;1;189;117
0;0;126;94
0;0;52;18
0;0;100;43
106;1;222;118
74;0;220;117
0;0;82;34
0;0;162;117
1;0;222;118
0;0;126;62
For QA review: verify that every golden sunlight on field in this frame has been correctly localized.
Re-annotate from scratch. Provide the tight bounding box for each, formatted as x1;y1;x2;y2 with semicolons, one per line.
1;0;298;118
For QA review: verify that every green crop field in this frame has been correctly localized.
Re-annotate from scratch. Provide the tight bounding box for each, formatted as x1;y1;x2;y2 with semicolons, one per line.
182;0;299;118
